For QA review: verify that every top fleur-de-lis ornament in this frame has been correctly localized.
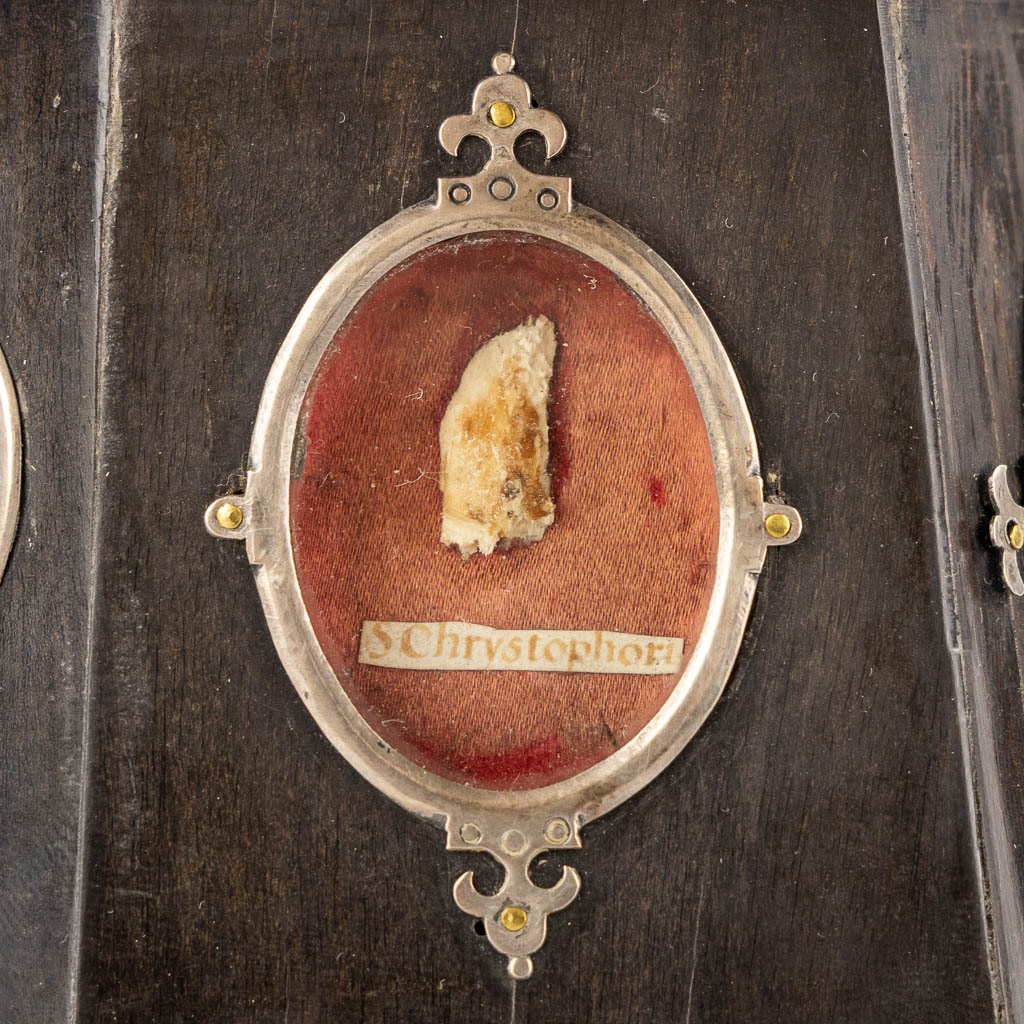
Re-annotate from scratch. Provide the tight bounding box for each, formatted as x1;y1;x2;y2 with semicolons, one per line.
206;53;803;981
989;465;1024;595
436;52;571;212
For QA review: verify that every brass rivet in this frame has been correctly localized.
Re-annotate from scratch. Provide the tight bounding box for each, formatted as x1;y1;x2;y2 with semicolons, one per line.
544;818;570;845
500;906;528;932
216;502;244;530
459;822;482;844
1009;522;1024;550
489;177;515;201
538;188;559;210
488;101;516;128
764;511;792;539
501;828;527;855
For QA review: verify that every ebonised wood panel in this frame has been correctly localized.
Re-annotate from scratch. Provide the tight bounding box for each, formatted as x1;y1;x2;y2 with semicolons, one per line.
0;3;99;1022
1;0;1017;1021
881;2;1024;1019
74;1;993;1020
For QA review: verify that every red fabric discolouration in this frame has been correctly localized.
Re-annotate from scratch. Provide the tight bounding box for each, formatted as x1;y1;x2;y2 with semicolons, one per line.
649;476;667;507
291;233;718;790
449;733;566;785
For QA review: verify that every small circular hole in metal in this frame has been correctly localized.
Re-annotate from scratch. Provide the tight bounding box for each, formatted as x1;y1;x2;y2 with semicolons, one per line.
488;177;515;201
473;919;486;936
537;188;559;211
1008;520;1024;551
448;182;471;205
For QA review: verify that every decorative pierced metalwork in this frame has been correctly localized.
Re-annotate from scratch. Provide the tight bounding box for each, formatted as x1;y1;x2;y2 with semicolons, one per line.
448;813;581;979
989;465;1024;595
437;52;571;213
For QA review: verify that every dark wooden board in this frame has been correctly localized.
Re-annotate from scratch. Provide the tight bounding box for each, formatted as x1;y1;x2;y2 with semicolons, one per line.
880;2;1024;1019
73;0;994;1020
1;0;1016;1020
0;3;99;1022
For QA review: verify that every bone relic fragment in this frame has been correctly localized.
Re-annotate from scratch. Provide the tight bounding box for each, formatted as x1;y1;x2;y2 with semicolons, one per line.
439;316;557;558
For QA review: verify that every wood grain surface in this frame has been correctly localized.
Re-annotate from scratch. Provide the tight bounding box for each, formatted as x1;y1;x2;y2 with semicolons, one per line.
880;2;1024;1019
2;0;1021;1021
0;3;99;1021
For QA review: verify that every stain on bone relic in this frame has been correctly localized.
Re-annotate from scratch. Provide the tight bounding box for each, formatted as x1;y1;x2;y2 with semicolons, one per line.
439;316;557;557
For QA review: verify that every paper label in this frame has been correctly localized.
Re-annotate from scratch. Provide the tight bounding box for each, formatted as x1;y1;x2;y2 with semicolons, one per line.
358;621;685;675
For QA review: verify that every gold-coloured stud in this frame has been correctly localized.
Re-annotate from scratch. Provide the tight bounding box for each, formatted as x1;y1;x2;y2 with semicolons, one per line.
488;101;516;128
1009;522;1024;550
216;502;244;530
764;511;792;539
500;906;528;932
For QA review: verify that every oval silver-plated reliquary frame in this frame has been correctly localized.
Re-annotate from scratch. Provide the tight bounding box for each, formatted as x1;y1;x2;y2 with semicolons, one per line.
206;52;802;979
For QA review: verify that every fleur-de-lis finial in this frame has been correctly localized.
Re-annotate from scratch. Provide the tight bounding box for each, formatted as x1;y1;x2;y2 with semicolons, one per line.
453;854;580;980
436;53;571;211
446;813;582;978
989;465;1024;595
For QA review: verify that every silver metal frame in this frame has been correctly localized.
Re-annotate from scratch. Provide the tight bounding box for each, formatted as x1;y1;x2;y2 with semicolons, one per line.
207;53;801;978
0;345;21;581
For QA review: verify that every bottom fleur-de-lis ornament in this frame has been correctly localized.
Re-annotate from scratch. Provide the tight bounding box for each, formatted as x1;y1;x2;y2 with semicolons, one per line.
206;53;802;978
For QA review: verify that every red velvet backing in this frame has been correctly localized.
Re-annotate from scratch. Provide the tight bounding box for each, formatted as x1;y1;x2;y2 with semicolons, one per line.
290;232;718;790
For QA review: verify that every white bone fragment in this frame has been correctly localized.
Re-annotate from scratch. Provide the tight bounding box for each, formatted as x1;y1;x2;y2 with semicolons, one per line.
439;316;557;557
